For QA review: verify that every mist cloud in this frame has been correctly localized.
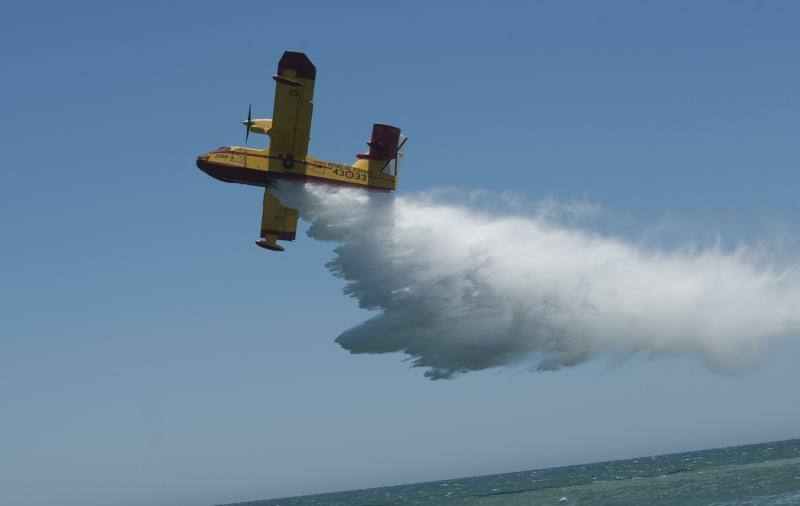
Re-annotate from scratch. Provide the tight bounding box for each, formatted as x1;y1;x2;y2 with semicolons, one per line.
275;181;800;379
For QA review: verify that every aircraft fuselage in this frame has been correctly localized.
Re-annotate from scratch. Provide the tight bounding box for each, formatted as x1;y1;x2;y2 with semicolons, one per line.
196;147;397;191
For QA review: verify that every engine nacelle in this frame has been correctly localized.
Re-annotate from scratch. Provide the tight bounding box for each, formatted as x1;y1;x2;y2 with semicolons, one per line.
242;118;273;135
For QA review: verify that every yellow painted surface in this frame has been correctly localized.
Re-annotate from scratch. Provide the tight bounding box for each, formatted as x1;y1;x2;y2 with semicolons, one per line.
199;147;398;191
261;190;299;240
196;50;401;251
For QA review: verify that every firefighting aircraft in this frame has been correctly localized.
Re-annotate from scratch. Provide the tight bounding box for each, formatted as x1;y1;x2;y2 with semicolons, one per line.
196;51;406;251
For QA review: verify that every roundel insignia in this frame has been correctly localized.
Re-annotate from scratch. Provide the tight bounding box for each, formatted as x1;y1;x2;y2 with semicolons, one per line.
289;89;299;97
275;215;285;222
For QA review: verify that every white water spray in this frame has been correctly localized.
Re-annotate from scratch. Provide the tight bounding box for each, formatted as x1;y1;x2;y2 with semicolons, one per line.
274;181;800;379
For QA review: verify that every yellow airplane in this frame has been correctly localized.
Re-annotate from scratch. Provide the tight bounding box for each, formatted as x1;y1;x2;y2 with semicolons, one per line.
196;51;407;251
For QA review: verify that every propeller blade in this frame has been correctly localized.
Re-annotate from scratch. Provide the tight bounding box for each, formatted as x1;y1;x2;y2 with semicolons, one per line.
245;104;251;144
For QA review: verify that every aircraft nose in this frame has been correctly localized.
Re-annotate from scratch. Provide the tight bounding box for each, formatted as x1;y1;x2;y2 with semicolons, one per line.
196;155;212;173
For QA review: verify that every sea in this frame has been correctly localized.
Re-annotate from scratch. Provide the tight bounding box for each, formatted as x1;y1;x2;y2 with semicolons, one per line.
222;439;800;505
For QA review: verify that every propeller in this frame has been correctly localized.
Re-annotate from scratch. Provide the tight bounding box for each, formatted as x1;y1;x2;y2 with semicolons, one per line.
244;104;252;144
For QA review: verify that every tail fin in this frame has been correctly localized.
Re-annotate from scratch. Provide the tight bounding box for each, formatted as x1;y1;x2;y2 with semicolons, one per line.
356;123;407;176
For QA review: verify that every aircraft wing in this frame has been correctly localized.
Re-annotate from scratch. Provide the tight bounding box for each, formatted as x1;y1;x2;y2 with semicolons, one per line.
268;51;316;162
257;190;298;251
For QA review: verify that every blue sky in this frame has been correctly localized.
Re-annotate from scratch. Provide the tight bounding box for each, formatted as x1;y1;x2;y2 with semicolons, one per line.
1;2;799;505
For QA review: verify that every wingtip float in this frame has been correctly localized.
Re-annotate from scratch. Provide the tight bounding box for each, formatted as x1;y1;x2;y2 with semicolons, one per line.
196;51;407;252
